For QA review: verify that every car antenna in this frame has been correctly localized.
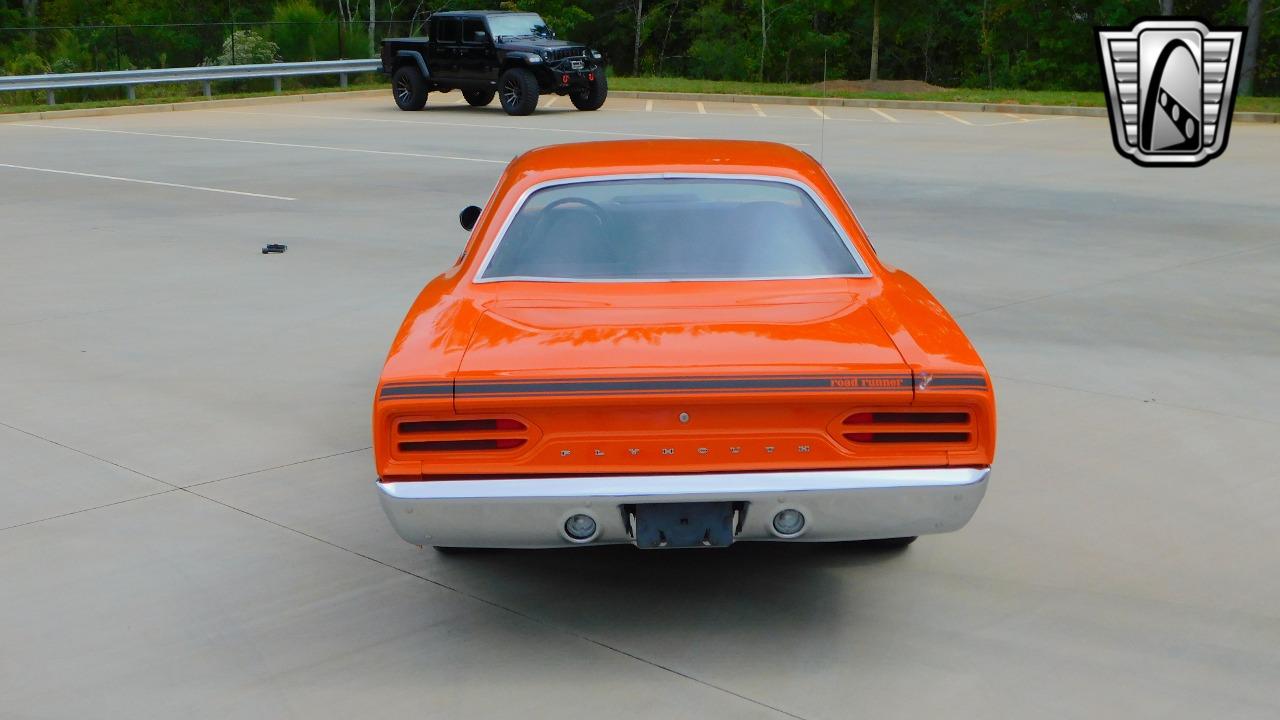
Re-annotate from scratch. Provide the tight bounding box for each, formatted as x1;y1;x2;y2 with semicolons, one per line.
819;49;828;164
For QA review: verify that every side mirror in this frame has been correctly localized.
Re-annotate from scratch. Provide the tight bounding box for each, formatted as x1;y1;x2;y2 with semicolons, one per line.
473;31;487;42
459;205;481;231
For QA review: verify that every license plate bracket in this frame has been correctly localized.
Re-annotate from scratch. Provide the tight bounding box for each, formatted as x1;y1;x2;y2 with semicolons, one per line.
570;60;584;70
632;502;736;549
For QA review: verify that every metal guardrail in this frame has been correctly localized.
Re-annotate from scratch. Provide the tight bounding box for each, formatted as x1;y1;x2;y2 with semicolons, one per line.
0;59;382;105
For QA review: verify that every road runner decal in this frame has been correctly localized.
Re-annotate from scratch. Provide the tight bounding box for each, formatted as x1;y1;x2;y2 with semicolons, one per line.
381;372;989;399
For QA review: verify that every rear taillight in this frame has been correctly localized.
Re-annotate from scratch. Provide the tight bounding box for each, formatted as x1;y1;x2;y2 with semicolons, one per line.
399;418;525;433
840;411;972;444
399;438;527;452
395;418;531;454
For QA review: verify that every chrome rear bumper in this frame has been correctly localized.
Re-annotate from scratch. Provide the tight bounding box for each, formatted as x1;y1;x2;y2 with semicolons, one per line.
376;467;989;549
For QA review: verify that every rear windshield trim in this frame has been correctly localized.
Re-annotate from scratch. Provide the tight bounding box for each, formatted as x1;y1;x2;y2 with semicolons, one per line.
472;173;872;283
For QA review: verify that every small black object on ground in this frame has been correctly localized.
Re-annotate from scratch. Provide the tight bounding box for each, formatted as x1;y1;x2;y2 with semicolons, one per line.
262;244;288;254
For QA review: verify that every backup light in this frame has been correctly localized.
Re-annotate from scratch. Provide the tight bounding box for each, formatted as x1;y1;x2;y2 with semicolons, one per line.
772;509;805;536
564;513;598;541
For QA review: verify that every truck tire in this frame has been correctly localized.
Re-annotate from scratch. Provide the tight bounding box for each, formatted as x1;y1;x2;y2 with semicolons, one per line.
570;73;608;111
463;88;496;107
392;66;427;111
498;68;539;116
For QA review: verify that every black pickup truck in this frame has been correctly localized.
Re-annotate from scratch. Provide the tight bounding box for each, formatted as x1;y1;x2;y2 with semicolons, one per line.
379;10;606;116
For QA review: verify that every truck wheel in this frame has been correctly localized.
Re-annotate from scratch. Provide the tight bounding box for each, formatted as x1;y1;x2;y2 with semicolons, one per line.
498;68;539;116
392;66;427;111
463;88;496;107
570;73;608;111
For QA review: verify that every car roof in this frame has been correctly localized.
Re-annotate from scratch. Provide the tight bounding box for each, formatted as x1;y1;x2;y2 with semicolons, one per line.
431;10;537;18
507;140;822;181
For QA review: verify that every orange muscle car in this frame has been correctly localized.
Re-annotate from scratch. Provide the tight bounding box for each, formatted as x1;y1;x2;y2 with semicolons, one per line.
374;140;995;550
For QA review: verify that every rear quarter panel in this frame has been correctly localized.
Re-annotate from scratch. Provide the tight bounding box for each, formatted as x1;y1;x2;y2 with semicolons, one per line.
870;268;997;466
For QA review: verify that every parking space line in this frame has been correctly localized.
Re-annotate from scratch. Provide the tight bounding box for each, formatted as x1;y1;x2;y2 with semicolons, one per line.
11;123;508;163
868;107;899;123
936;110;974;126
543;96;558;107
282;95;981;128
1002;112;1029;122
0;162;295;200
809;106;832;120
983;115;1075;127
696;101;707;114
207;109;690;140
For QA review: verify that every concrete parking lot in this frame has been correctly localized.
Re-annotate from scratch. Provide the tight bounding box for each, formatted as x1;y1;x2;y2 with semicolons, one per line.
2;92;1278;719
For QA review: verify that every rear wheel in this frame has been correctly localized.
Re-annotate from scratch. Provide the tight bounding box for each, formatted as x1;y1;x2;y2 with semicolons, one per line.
498;68;539;116
570;73;608;111
463;88;496;107
392;66;427;111
433;545;490;555
862;536;917;550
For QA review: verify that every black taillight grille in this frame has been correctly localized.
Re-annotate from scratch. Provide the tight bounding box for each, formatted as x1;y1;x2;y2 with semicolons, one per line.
840;411;973;444
398;438;527;452
394;417;531;455
399;419;526;433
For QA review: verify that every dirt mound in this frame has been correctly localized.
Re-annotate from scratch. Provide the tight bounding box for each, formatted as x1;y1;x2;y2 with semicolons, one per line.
811;79;946;94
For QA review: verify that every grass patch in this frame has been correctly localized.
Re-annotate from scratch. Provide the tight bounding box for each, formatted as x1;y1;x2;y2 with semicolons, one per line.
613;76;1105;105
610;76;1280;113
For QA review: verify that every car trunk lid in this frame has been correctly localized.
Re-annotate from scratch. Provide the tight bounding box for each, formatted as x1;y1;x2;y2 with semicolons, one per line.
455;294;912;410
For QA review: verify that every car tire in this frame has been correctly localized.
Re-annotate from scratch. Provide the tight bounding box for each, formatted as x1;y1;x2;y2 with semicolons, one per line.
498;68;539;116
392;66;428;111
433;545;489;554
570;73;608;111
463;88;496;107
862;536;918;550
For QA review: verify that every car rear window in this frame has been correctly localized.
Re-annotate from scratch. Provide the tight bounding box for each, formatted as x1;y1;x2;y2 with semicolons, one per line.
479;177;865;281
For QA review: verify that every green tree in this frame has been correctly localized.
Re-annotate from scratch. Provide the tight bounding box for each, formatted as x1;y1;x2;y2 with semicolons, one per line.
271;0;340;61
687;0;756;80
0;0;1274;95
499;0;593;38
